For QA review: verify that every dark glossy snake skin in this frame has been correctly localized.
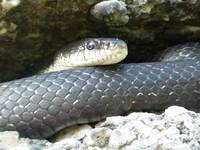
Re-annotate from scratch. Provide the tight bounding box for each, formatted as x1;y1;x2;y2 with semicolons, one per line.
1;43;200;138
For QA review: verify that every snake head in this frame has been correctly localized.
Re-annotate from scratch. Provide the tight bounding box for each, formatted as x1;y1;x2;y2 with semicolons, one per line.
84;38;128;65
55;38;128;68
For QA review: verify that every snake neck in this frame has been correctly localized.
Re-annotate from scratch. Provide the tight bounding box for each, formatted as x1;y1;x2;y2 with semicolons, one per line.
43;56;74;73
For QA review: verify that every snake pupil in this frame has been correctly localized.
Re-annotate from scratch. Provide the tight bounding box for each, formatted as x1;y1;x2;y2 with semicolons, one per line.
87;41;96;50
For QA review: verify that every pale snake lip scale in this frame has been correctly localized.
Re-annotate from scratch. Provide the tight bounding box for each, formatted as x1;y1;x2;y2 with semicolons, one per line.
0;39;200;138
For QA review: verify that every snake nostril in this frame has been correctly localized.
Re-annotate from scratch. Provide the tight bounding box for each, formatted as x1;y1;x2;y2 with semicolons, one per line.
114;39;127;48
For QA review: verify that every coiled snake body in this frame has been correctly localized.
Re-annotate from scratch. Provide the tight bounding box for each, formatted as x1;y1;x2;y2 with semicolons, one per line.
0;39;200;138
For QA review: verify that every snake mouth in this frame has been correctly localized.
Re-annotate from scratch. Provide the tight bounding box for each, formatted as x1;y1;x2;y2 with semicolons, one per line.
101;39;128;65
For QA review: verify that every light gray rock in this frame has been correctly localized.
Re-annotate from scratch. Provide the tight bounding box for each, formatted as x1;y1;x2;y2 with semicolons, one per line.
1;106;200;150
0;131;48;150
91;0;129;26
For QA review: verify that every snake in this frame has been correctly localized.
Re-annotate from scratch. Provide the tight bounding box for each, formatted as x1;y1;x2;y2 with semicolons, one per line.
0;38;200;139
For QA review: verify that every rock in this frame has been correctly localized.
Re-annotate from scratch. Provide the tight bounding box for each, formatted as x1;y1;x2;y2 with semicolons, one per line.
0;0;20;16
0;131;48;150
1;106;200;150
91;0;129;26
0;131;22;149
83;127;112;147
44;139;84;150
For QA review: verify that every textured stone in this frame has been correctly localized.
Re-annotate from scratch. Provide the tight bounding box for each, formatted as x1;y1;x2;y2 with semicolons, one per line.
91;0;129;26
0;131;48;150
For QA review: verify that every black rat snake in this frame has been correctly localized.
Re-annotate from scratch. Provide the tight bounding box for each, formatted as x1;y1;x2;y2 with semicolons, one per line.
0;38;200;139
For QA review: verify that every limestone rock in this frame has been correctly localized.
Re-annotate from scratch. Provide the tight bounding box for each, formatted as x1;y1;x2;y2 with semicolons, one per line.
0;131;48;150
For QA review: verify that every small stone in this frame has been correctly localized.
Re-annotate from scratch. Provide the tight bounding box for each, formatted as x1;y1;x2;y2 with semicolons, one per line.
98;116;126;128
83;128;111;147
91;0;129;26
164;105;189;117
0;131;31;150
44;139;84;150
109;128;136;149
0;131;19;148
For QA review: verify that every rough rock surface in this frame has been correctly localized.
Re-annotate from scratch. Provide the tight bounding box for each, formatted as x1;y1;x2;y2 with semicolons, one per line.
1;0;200;81
1;106;200;150
91;0;129;26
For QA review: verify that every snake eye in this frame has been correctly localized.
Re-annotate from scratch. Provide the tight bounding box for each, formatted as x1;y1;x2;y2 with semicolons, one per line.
87;41;96;50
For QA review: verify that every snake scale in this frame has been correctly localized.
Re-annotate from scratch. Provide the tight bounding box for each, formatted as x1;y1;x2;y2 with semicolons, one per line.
0;39;200;139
